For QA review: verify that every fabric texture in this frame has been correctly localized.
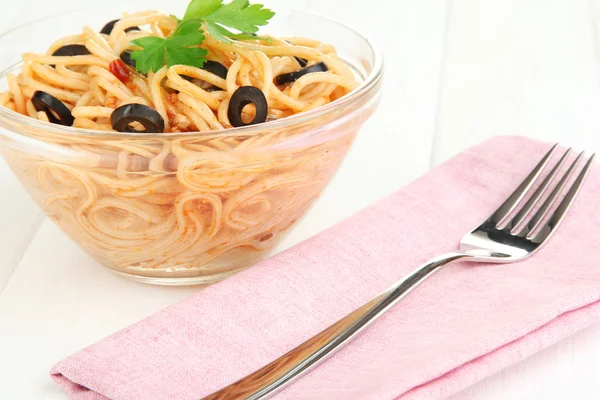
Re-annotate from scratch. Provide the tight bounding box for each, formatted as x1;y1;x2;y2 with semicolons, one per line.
51;136;600;400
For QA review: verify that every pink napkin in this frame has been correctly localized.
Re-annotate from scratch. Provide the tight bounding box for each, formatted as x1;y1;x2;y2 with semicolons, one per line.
52;136;600;400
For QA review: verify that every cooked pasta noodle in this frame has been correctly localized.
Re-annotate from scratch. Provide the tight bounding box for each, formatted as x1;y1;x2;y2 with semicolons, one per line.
0;9;373;284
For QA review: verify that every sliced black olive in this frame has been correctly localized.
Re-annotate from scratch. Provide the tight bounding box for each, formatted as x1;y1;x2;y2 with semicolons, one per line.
49;45;91;68
275;61;328;86
178;62;227;90
31;91;74;126
52;44;91;57
294;57;308;68
100;20;117;34
110;104;165;133
227;86;268;128
100;19;140;35
284;41;308;68
119;50;136;68
202;60;228;80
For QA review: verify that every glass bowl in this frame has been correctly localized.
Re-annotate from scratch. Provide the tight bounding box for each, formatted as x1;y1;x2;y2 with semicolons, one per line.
0;4;383;285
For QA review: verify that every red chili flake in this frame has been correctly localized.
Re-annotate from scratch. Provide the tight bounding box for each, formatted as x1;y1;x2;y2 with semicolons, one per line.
109;59;131;84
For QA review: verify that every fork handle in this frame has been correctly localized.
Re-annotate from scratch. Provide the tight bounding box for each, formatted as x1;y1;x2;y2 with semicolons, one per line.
202;252;472;400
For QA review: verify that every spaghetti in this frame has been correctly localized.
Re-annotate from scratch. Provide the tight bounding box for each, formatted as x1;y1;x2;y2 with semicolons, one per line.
0;9;365;283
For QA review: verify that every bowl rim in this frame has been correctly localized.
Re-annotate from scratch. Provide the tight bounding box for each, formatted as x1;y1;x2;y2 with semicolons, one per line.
0;4;384;140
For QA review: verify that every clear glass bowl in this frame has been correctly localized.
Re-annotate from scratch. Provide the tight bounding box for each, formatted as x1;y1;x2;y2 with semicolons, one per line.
0;4;383;285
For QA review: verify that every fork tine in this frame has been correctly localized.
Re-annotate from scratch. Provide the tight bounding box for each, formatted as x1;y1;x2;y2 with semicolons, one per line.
521;151;584;236
508;148;571;232
529;153;595;242
490;143;558;226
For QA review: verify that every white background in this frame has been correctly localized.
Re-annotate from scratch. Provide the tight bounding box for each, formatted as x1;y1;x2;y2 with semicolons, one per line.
1;0;600;398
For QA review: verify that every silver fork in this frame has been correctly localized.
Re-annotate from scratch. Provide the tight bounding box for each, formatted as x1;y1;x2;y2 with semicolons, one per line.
204;144;595;400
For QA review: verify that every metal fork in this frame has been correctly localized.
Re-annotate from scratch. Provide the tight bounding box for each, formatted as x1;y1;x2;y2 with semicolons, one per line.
204;144;595;400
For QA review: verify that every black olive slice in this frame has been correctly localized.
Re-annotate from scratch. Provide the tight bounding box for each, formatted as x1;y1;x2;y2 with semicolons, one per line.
294;57;308;68
31;91;74;126
274;62;328;86
52;44;91;57
100;20;118;34
119;50;136;68
178;62;228;90
227;86;268;128
284;41;308;68
202;61;228;79
100;19;140;35
110;104;165;133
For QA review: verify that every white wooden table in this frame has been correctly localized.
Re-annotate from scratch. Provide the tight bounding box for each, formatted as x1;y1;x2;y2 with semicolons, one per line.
1;0;600;398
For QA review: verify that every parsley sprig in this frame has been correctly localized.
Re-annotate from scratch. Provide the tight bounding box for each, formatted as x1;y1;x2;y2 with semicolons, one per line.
130;0;274;74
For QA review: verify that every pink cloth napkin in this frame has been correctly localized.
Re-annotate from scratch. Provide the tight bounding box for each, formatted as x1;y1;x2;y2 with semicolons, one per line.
52;136;600;400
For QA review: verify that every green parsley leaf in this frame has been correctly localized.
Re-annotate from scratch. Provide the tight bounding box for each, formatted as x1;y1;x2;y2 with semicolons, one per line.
204;21;232;43
183;0;223;20
204;0;274;34
130;37;167;74
129;0;275;73
131;20;207;73
205;21;270;43
168;20;208;68
183;0;274;39
166;42;208;69
174;19;204;36
220;0;246;11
